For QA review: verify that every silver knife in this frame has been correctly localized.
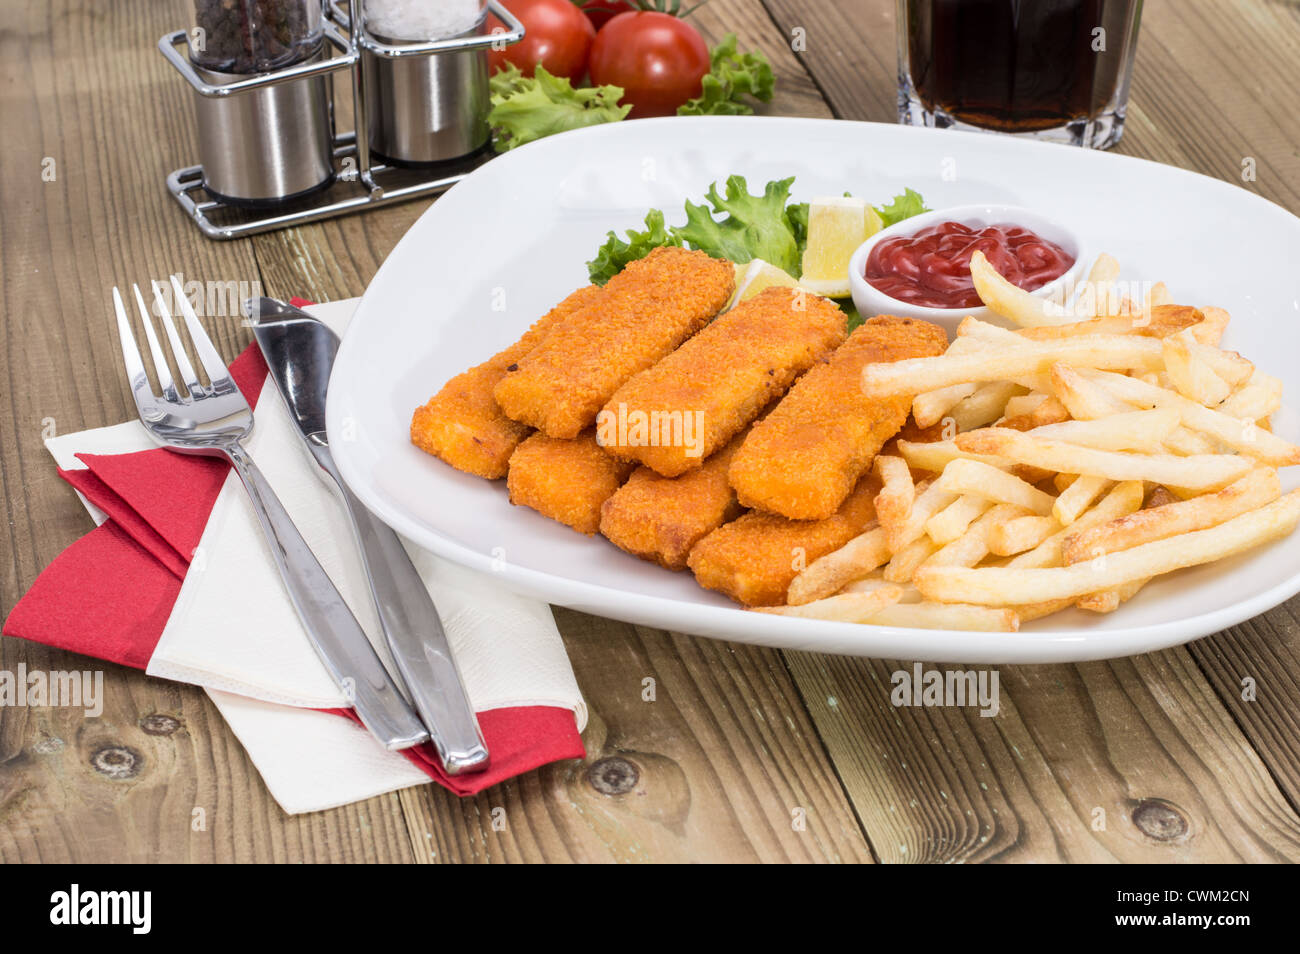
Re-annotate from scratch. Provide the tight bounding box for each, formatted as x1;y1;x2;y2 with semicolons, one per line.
247;297;490;776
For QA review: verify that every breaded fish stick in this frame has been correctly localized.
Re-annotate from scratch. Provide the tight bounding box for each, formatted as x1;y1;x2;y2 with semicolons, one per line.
411;284;605;478
687;475;880;606
507;430;634;535
601;286;847;477
494;246;735;439
599;431;746;570
730;315;948;519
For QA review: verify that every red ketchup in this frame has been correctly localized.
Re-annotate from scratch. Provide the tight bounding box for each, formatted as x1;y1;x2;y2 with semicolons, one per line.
865;221;1074;310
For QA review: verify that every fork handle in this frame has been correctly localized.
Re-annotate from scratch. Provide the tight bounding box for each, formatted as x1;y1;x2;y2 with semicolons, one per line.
223;441;429;751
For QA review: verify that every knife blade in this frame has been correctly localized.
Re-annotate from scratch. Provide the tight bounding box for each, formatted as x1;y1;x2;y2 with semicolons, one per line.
246;297;490;775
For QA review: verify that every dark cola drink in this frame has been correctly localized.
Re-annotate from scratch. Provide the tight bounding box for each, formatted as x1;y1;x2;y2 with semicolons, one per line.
897;0;1143;149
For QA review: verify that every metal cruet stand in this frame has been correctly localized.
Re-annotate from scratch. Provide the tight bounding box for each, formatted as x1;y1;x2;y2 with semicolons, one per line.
158;0;524;240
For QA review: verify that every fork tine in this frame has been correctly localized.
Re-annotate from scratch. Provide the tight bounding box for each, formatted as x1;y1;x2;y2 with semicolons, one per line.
169;274;234;391
152;279;204;396
112;287;154;410
132;284;180;403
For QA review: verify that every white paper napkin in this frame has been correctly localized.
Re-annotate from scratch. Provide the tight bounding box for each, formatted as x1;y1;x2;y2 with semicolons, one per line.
46;299;587;813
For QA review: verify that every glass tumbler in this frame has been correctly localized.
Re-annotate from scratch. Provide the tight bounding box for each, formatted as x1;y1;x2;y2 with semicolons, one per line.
896;0;1144;149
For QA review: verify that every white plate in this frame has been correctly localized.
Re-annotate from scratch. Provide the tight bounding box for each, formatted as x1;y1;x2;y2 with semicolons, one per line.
327;116;1300;663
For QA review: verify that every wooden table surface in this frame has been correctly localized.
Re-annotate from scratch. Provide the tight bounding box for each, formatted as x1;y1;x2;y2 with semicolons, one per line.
3;0;1300;863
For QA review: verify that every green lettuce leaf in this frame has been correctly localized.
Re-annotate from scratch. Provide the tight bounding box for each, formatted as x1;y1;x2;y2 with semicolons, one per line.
586;209;683;285
488;64;630;152
583;176;931;287
673;175;802;276
874;187;930;228
677;34;776;117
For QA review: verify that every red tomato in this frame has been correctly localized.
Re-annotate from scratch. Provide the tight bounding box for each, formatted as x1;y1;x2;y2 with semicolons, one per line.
588;12;710;118
487;0;596;80
576;1;635;31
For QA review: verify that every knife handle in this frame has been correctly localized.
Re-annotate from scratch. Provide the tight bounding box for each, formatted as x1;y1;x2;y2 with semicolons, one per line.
329;472;490;776
224;441;430;751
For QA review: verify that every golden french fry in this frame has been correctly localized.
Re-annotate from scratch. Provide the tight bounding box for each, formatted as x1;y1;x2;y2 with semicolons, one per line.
1219;370;1282;422
787;526;891;606
932;457;1057;515
914;490;1300;604
950;381;1025;431
1029;408;1181;453
1013;598;1079;622
897;438;1015;474
841;574;905;596
1075;253;1122;319
969;250;1078;327
1192;306;1230;346
1016;315;1141;340
987;514;1061;556
923;502;1028;568
997;396;1071;431
861;334;1164;399
957;316;1042;348
1162;334;1231;406
1007;480;1146;569
753;584;905;621
885;481;957;552
1049;363;1134;420
1003;393;1050;418
1082;368;1300;466
1077;578;1149;613
1175;332;1253;387
865;601;1020;632
1061;468;1281;565
955;427;1252;492
1135;304;1209;340
1052;474;1113;525
1017;304;1205;342
1162;427;1220;456
913;383;977;429
884;535;942;583
925;494;993;545
874;455;915;533
1072;487;1174;608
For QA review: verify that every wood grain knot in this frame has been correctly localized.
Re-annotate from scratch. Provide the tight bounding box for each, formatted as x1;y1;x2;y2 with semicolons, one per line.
587;756;639;795
1132;799;1188;841
140;713;181;736
90;745;142;780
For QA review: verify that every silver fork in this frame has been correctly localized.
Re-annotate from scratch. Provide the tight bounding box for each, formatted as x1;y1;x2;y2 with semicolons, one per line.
112;277;429;751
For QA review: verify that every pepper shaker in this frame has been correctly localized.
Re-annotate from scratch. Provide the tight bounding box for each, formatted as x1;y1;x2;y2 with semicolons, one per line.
188;0;335;205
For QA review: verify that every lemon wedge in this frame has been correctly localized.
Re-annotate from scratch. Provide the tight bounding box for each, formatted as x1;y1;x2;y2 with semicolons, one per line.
729;258;803;308
799;196;881;298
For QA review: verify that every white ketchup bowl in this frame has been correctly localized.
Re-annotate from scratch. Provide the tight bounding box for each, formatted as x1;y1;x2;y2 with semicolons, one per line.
847;204;1089;335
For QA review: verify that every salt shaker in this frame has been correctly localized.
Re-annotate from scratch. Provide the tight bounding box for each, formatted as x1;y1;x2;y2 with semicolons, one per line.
360;0;493;165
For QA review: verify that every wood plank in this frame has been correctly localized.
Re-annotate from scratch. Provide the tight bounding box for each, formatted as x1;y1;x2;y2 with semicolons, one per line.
760;0;1300;860
1189;607;1300;808
2;0;872;863
395;611;875;862
783;651;1300;862
0;649;415;863
759;0;1300;213
0;0;412;863
250;0;870;863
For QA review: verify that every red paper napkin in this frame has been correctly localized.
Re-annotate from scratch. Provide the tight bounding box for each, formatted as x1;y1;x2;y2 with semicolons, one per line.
3;300;584;797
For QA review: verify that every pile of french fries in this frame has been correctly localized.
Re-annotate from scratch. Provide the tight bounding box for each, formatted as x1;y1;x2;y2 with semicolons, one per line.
760;250;1300;631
